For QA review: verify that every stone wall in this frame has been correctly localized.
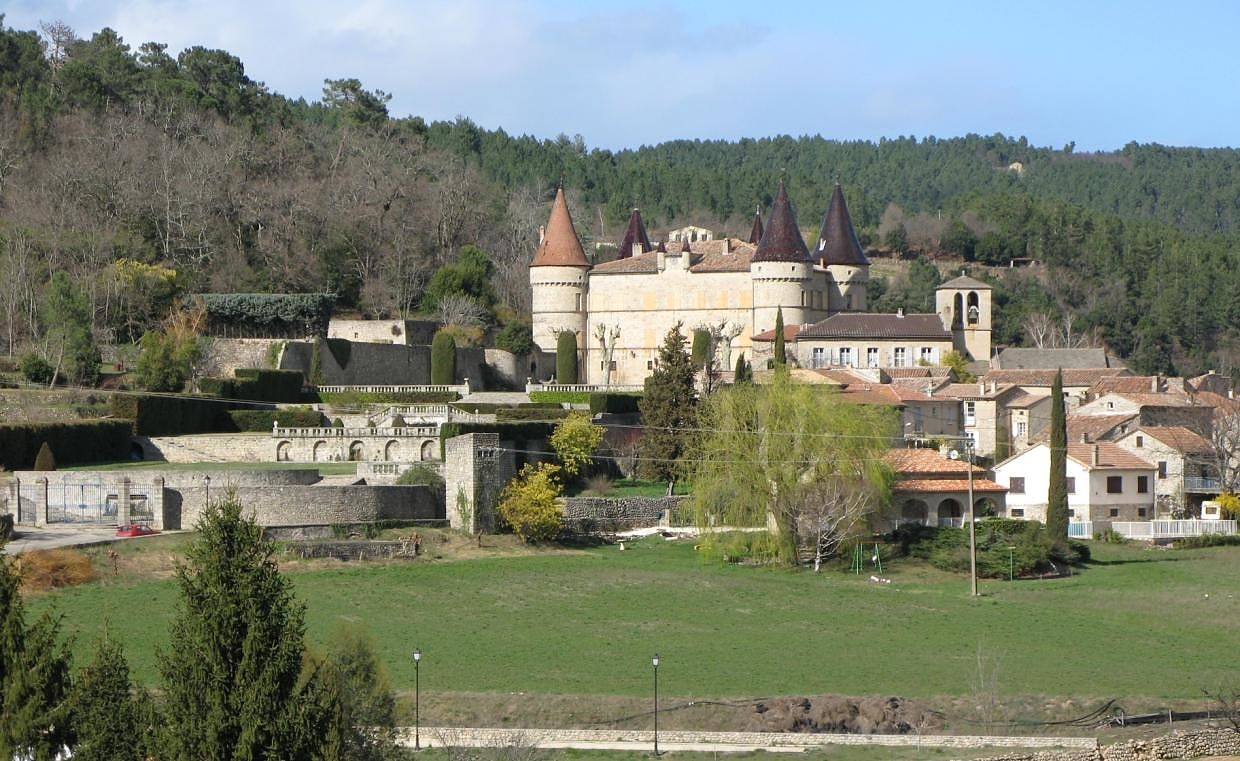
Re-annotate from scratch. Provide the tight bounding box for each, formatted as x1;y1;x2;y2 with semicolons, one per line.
140;434;272;463
169;483;439;530
443;433;512;533
562;495;688;528
971;729;1240;761
199;338;284;378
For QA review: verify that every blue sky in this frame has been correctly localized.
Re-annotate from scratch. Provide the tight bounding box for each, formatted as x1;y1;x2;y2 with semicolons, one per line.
4;0;1236;151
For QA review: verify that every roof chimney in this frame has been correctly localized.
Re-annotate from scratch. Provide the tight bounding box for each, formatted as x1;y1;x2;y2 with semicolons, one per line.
1151;375;1159;393
897;307;905;318
1092;444;1100;466
538;225;546;245
1080;433;1090;444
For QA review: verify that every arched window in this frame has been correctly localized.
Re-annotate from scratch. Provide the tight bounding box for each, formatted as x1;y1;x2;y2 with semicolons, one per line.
967;292;980;325
953;293;964;329
421;440;437;461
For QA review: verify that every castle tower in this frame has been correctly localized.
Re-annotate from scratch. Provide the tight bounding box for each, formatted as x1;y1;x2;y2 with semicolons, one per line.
935;274;993;361
812;182;869;312
750;181;812;335
530;187;590;358
616;208;653;260
747;207;764;244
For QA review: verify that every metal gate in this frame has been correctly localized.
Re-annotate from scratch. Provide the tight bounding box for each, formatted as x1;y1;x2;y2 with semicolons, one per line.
48;478;114;525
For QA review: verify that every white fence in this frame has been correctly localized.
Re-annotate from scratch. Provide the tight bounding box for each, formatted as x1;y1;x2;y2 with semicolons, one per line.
527;382;644;394
317;383;471;395
1068;521;1093;539
1111;519;1237;540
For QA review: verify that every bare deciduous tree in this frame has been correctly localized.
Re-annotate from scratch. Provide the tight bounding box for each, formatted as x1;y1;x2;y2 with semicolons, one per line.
794;477;875;572
437;293;488;328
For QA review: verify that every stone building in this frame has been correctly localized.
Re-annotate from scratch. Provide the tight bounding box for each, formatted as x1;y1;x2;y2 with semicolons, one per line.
530;181;874;385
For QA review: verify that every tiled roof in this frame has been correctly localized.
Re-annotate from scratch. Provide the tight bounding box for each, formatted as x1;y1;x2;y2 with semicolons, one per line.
752;181;810;263
1065;414;1137;443
886;367;955;379
937;274;992;291
885;448;984;476
1108;392;1199;408
1132;426;1212;453
752;324;803;342
530;188;590;268
811;183;869;267
982;368;1130;387
747;210;764;245
895;478;1008;493
810;368;870;385
936;382;1019;400
688;240;755;272
1066;442;1154;470
992;347;1115;369
1090;376;1167;395
1004;392;1046;409
797;313;950;340
589;252;658;274
616;209;653;260
834;385;903;406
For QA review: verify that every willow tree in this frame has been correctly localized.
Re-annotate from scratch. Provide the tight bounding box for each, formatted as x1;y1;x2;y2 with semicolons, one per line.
690;369;896;567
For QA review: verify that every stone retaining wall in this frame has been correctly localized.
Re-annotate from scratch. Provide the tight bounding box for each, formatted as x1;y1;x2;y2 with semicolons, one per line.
562;496;689;528
972;729;1240;761
170;483;439;530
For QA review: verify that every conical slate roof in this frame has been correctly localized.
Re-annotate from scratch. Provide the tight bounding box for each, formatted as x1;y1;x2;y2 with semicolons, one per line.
813;183;869;267
752;182;810;263
747;208;764;244
530;188;590;268
616;209;653;260
680;237;691;253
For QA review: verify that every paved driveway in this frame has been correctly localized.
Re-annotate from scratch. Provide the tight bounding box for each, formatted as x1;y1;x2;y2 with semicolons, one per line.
3;526;123;555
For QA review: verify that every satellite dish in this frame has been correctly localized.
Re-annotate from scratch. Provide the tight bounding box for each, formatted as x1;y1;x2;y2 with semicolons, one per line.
948;449;960;460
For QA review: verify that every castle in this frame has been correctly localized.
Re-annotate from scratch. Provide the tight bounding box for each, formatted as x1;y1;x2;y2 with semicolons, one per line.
530;181;991;385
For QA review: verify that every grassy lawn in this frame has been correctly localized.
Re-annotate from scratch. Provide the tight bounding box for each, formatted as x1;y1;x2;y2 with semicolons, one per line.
60;461;358;476
25;535;1240;718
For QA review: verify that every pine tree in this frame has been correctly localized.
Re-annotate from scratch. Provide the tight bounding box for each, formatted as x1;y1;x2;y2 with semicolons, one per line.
773;308;786;366
70;633;142;761
638;323;697;490
33;441;56;471
158;495;330;761
1046;368;1069;541
556;331;578;384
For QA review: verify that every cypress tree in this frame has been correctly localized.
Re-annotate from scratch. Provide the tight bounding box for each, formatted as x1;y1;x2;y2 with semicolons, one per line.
556;331;578;384
733;352;751;384
1046;368;1069;541
33;441;56;471
773;307;786;366
690;328;710;370
70;633;142;761
638;323;696;489
430;330;457;385
158;495;331;761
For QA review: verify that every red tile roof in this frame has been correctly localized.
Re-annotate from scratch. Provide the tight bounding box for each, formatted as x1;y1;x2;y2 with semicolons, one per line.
530;188;590;268
752;324;803;342
1065;442;1154;470
885;448;984;476
1132;426;1212;453
895;478;1008;493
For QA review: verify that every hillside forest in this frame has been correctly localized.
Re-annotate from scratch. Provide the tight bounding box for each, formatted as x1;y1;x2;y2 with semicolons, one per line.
3;18;1240;379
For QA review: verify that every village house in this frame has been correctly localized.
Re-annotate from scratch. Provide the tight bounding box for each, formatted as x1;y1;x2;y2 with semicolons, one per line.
993;442;1156;531
1113;426;1218;517
931;381;1025;460
884;448;1007;529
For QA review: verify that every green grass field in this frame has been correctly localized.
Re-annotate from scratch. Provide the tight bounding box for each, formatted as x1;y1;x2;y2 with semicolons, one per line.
25;535;1240;713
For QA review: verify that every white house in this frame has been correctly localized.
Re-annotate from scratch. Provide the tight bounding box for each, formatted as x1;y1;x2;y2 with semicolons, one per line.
993;442;1156;531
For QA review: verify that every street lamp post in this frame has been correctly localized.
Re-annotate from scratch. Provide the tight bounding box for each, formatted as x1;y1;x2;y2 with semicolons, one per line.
965;438;977;597
203;474;211;508
652;653;660;756
413;648;422;750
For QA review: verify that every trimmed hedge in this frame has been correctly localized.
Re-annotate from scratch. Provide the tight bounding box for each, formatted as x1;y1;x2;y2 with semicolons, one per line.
496;408;572;421
431;330;457;385
110;393;270;436
556;332;577;383
199;369;307;403
0;420;132;469
528;391;591;404
589;392;642;414
229;407;325;432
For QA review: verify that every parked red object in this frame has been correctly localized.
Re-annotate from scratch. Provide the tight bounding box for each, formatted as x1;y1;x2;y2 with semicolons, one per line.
115;524;160;537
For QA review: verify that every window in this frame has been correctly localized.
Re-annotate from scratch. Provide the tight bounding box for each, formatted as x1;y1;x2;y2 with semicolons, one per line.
893;347;906;367
1109;508;1119;517
1157;461;1167;479
1009;477;1025;494
866;347;879;368
811;347;826;368
1065;476;1075;494
838;347;853;367
1135;436;1144;448
647;360;654;370
1011;508;1025;518
1016;420;1027;437
1138;507;1147;517
1137;475;1149;493
1106;475;1123;494
964;401;976;424
920;347;934;364
1068;509;1076;518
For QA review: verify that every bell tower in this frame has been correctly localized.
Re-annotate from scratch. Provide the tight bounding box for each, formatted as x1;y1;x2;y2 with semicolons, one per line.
935;274;992;361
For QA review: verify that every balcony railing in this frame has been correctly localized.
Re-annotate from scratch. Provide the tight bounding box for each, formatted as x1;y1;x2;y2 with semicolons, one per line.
1183;476;1221;493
